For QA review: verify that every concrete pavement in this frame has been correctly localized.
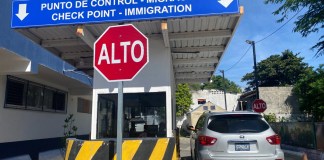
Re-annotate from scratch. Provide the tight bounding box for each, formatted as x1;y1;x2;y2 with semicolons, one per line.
179;137;192;160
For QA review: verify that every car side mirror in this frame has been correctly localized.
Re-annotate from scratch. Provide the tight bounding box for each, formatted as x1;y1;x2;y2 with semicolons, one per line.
187;125;195;131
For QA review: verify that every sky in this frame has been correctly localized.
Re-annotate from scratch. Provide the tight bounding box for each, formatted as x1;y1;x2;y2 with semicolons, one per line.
216;0;324;88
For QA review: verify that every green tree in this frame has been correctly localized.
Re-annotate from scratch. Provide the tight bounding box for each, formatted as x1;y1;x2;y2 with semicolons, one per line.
203;75;241;93
176;83;193;116
294;64;324;121
242;50;309;91
265;0;324;57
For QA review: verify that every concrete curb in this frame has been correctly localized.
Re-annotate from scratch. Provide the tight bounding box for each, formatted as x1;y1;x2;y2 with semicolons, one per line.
283;149;308;160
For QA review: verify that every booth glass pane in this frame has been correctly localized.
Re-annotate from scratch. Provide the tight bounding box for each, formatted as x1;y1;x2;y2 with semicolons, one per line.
97;92;166;138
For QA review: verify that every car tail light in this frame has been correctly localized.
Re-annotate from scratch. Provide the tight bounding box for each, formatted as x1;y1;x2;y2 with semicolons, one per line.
198;135;217;145
266;134;281;145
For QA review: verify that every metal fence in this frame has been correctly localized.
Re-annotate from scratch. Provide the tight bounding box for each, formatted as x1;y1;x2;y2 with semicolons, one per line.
270;122;324;151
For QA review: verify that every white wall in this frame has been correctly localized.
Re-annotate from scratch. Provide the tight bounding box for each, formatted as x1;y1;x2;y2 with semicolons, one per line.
0;75;91;143
91;36;174;138
191;89;241;111
67;95;92;137
259;87;300;115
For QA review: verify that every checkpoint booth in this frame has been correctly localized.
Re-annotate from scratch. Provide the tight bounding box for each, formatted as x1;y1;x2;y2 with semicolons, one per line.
8;0;243;158
12;0;243;139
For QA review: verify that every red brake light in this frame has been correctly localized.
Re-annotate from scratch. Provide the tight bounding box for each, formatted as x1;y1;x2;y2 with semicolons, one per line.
266;134;281;145
198;135;217;145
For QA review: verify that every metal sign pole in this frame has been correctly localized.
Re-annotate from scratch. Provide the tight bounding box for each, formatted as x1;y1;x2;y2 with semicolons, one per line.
117;81;123;160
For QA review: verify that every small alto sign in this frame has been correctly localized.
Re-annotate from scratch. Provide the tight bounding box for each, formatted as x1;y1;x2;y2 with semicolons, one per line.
252;99;267;113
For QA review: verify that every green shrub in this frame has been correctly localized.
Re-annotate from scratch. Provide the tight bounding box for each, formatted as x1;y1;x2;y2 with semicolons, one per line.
264;113;277;122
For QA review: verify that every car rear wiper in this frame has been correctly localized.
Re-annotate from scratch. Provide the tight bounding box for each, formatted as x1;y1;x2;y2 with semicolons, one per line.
238;129;258;133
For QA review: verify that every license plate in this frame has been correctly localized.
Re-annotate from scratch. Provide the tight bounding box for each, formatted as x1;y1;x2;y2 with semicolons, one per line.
235;143;250;151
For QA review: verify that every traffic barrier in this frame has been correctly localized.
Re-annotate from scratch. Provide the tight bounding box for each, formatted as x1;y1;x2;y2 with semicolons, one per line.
173;128;180;158
2;155;31;160
65;138;177;160
39;149;64;160
283;150;308;160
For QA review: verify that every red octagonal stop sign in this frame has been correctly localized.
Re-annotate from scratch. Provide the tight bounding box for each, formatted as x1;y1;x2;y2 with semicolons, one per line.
252;99;267;113
94;24;149;81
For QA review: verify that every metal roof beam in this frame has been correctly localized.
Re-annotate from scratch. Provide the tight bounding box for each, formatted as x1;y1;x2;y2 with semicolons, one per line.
76;25;96;50
175;73;212;79
173;58;218;65
41;38;86;47
161;21;170;48
75;63;93;69
61;52;93;60
169;29;232;41
174;66;215;72
176;78;209;84
171;45;225;53
75;57;92;69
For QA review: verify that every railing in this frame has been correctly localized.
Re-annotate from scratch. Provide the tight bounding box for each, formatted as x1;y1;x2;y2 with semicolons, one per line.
270;122;324;151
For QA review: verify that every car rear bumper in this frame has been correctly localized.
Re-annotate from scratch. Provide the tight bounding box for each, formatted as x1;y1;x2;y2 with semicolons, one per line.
198;150;285;160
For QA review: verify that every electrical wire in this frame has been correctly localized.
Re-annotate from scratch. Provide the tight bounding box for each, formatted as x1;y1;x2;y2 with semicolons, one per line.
225;46;251;72
216;45;251;74
255;7;305;44
63;62;93;86
63;69;93;86
219;7;305;73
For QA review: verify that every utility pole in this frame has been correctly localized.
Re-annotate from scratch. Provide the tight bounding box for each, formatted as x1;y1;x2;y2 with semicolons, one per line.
220;70;228;111
246;40;259;99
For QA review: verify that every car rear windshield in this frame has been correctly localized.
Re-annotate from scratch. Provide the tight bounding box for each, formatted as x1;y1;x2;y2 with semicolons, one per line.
207;114;270;133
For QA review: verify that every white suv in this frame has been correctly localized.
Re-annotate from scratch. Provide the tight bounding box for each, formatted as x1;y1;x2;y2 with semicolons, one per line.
188;111;284;160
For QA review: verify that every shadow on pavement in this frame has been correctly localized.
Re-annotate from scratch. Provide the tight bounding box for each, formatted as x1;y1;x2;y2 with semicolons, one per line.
181;156;192;160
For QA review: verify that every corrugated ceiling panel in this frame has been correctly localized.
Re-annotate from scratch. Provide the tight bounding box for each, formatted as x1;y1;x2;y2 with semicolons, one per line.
222;17;231;29
186;18;195;32
29;26;78;40
179;19;187;32
201;17;209;30
193;39;200;46
193;18;202;31
57;45;91;53
88;23;112;36
207;17;217;30
170;19;180;33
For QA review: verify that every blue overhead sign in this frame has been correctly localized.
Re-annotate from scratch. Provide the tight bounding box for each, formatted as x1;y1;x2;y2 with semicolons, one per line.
11;0;239;28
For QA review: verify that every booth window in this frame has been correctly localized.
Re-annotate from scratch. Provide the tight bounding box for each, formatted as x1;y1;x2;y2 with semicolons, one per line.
43;87;55;111
210;105;216;110
203;106;208;110
97;92;166;138
5;76;26;107
5;76;67;113
26;82;43;110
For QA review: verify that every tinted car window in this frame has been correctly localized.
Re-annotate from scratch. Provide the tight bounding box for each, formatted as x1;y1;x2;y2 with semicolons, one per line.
207;114;269;133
